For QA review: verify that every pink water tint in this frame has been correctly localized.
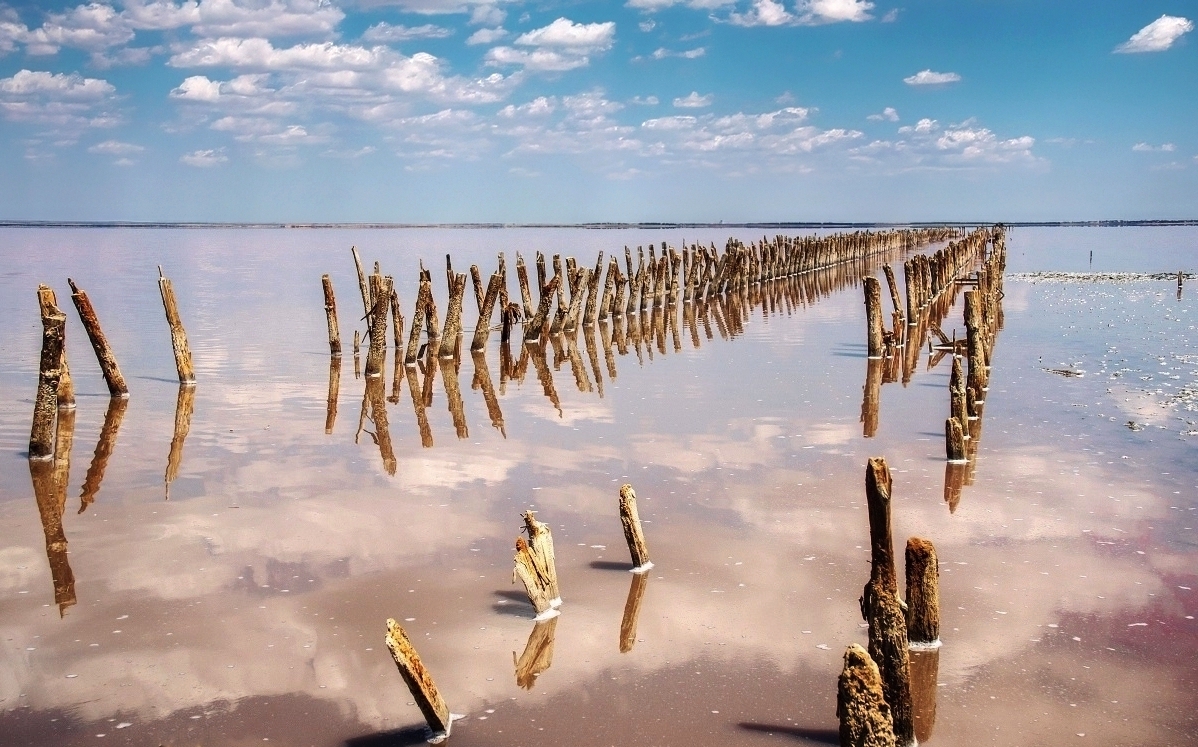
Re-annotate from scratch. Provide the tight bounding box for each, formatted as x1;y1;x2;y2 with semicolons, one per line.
0;226;1194;746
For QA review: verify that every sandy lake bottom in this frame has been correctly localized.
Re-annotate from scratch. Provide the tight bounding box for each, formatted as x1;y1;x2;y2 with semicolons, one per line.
0;225;1195;746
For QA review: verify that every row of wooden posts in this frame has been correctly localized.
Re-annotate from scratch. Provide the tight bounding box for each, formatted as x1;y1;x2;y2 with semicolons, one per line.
385;484;653;740
336;246;940;470
28;269;196;461
839;228;1008;746
321;227;966;371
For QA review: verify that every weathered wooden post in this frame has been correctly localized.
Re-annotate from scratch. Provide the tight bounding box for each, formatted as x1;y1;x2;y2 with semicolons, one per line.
516;253;535;319
390;288;404;351
36;286;74;410
618;484;652;571
384;618;452;739
351;246;373;330
471;272;503;352
321;274;341;356
365;273;391;377
30;291;67;460
865;276;884;358
905;537;940;648
158;267;195;384
837;644;897;747
405;277;432;365
513;536;556;618
62;279;125;397
523;510;561;606
523;276;560;342
438;272;467;358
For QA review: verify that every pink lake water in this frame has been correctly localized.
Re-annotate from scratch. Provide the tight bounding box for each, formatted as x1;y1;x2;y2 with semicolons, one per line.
0;225;1195;747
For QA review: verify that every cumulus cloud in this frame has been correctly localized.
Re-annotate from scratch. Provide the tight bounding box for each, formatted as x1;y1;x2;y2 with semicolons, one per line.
513;18;616;51
466;27;507;45
180;147;228;166
630;95;659;105
1114;15;1193;53
856;116;1037;168
673;91;713;108
0;69;120;130
796;0;874;24
867;106;898;122
729;0;793;27
362;22;453;43
648;46;706;59
904;69;961;85
486;17;616;71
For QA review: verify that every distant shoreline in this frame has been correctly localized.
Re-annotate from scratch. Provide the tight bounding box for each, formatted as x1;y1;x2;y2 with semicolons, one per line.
0;219;1195;230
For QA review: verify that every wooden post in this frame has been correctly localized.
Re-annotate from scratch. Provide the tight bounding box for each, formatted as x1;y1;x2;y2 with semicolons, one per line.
30;292;66;460
598;257;617;322
390;287;404;351
365;273;391;377
321;274;341;356
964;291;986;393
865;276;884;358
384;618;452;738
863;574;914;747
583;253;604;325
837;643;897;747
351;246;372;330
470;264;484;315
405;277;431;365
522;509;561;606
905;537;940;648
516;253;535;319
513;536;556;618
523;276;559;342
471;272;503;352
882;264;903;323
157;267;195;384
864;457;897;591
36;286;74;409
438;272;467;359
618;484;652;572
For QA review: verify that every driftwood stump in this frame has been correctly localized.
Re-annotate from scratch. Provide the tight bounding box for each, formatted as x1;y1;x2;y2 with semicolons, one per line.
384;618;451;737
837;643;896;747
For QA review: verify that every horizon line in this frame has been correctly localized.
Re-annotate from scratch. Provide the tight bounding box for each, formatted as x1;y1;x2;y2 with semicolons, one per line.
2;219;1196;230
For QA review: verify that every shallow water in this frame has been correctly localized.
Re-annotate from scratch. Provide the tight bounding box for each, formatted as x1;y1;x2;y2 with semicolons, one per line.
0;226;1195;746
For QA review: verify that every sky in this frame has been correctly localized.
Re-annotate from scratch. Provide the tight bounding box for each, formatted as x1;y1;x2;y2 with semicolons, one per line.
0;0;1194;223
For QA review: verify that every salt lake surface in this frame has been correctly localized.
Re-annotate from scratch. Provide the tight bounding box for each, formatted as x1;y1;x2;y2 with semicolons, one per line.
0;225;1195;746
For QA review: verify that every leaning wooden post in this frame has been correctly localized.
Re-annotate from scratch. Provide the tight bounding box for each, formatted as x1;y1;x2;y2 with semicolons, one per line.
30;293;67;460
471;272;503;352
157;267;195;384
384;618;452;739
37;285;75;408
837;644;897;747
882;265;903;323
351;246;372;331
513;536;556;618
515;253;535;320
618;484;652;572
438;272;467;359
321;274;342;356
864;276;884;358
905;537;941;648
523;276;560;342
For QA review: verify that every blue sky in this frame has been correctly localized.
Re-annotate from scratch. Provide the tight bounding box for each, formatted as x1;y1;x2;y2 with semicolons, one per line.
0;0;1194;222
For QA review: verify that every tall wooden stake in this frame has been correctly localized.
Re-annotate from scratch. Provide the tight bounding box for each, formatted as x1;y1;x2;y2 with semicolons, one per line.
321;274;341;356
158;267;195;384
384;618;452;737
618;484;652;571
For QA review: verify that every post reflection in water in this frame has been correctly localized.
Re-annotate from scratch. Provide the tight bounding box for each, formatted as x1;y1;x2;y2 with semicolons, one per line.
861;358;882;439
582;324;604;397
325;356;341;434
565;331;592;393
526;341;561;417
79;395;127;513
52;406;75;515
471;350;506;437
165;384;196;499
405;362;434;449
361;373;397;475
30;457;75;616
619;571;650;654
514;616;559;690
909;648;939;743
439;356;469;440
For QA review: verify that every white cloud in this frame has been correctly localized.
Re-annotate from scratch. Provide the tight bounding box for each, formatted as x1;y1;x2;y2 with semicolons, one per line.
0;9;28;56
858;116;1037;168
143;0;344;39
730;0;793;27
362;22;453;43
487;18;616;71
0;69;119;130
796;0;874;24
469;4;505;25
867;106;898;122
180;147;228;166
514;18;616;51
1114;15;1193;53
673;91;712;108
638;19;656;32
1132;142;1176;152
497;96;556;118
22;3;134;55
626;0;736;10
650;46;706;59
465;27;507;45
0;69;114;99
903;69;961;85
630;95;659;105
87;139;144;155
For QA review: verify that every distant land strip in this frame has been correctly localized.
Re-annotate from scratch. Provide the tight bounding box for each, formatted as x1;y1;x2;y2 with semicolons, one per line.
0;219;1196;230
1009;271;1195;282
